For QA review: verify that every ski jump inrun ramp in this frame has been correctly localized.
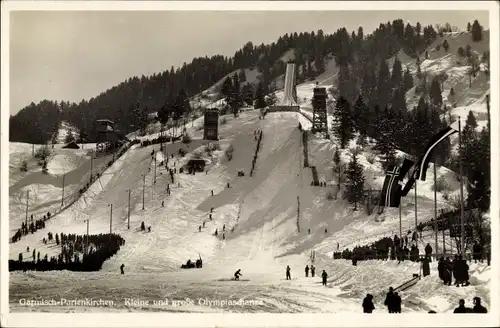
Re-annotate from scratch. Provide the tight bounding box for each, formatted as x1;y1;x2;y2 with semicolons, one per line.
270;62;300;112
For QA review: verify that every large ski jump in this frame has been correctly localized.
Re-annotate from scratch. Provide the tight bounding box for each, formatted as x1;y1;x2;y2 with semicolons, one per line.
271;62;299;112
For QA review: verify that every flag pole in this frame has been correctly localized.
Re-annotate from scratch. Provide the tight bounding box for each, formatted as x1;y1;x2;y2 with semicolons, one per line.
458;116;465;255
433;162;438;259
414;179;418;234
399;203;402;239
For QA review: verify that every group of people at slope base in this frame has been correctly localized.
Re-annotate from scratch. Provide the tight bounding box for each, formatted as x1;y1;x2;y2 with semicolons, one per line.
234;265;329;286
437;254;470;287
304;265;329;286
362;288;488;314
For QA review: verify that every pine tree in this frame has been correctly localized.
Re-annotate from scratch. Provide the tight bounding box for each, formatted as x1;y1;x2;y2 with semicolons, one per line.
467;22;471;32
238;69;247;83
374;106;397;170
403;67;414;93
241;84;254;106
221;77;233;99
466;110;478;129
333;96;354;149
391;57;403;90
64;131;74;144
471;20;483;42
377;59;391;109
460;110;478;180
353;95;369;137
429;77;443;109
458;47;465;57
254;82;266;109
345;152;365;211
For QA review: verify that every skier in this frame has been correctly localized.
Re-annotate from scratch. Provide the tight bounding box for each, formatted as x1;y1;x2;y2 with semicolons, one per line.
223;224;225;232
211;190;214;196
321;270;328;286
214;229;218;236
120;264;125;275
222;233;225;240
362;294;375;313
148;226;151;232
141;221;145;231
286;265;291;280
203;221;206;228
162;200;164;207
209;214;212;220
199;226;202;232
234;269;242;281
305;265;309;277
210;207;214;213
311;265;316;277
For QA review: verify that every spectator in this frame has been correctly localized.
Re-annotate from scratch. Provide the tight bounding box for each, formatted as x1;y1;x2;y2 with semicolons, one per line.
362;294;375;313
384;287;396;313
472;297;487;313
394;292;402;313
453;299;470;313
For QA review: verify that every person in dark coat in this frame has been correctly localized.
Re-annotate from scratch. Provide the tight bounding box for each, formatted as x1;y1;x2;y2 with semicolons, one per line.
472;297;487;313
472;242;482;263
286;265;291;280
453;299;470;313
120;264;125;275
452;255;460;286
234;269;242;281
394;292;402;313
457;255;470;286
443;257;453;286
438;257;445;282
362;294;375;313
384;287;396;313
321;270;328;286
421;256;431;277
311;265;315;277
424;243;432;259
305;265;309;277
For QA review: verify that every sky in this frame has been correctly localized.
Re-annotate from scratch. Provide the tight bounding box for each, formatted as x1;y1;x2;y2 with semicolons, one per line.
9;9;490;115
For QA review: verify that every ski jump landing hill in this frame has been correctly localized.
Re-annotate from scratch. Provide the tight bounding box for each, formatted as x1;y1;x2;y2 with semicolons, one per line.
268;62;300;113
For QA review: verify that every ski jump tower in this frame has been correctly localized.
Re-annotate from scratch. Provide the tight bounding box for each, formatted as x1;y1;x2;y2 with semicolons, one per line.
271;62;299;112
311;85;329;138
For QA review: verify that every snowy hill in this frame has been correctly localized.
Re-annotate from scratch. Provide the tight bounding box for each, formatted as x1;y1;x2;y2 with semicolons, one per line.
9;110;490;313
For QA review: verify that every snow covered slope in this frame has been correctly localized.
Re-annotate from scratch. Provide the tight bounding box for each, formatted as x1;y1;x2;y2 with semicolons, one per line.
9;110;490;313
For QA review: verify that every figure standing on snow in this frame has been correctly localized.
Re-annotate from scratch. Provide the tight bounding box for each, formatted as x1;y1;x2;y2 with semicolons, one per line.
305;265;309;277
286;265;291;280
120;264;125;275
362;294;375;313
311;265;316;277
393;292;402;313
384;287;396;313
234;269;242;281
321;270;328;286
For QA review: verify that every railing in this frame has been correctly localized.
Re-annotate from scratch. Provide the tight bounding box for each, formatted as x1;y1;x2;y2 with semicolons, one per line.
250;130;263;177
10;141;138;243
